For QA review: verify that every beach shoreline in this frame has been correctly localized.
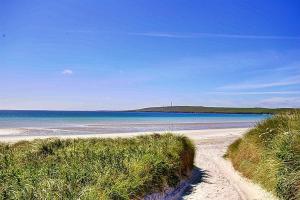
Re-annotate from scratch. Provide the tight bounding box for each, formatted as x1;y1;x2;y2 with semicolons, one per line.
0;127;248;143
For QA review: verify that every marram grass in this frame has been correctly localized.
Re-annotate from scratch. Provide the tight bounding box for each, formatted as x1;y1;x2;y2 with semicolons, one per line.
225;112;300;200
0;134;195;200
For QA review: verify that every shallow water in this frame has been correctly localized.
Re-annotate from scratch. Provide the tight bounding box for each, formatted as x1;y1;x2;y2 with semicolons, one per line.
0;111;270;136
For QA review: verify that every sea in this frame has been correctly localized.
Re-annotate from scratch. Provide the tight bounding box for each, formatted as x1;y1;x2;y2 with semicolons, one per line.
0;111;270;137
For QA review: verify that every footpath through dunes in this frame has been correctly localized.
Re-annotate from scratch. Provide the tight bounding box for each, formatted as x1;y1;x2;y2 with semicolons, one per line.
182;128;277;200
0;128;277;199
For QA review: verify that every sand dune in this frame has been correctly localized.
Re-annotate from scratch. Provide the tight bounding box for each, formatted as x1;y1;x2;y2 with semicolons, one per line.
0;128;276;199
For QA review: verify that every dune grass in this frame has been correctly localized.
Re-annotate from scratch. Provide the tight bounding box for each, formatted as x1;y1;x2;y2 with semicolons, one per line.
225;112;300;200
0;134;195;200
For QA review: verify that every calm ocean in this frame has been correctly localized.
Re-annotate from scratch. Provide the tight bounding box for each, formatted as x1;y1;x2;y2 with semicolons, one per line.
0;111;270;136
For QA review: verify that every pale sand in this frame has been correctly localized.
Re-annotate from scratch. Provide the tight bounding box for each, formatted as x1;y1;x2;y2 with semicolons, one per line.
0;128;247;142
182;129;277;200
0;128;276;200
0;128;24;136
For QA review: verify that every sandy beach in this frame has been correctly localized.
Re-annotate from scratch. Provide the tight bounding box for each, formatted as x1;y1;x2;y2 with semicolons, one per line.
0;127;276;200
0;127;246;142
2;0;298;198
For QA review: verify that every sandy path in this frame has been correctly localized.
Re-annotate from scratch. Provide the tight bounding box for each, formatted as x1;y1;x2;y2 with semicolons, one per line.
182;129;276;200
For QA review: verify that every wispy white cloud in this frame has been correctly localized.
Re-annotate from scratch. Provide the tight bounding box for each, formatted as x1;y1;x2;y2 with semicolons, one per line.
209;91;300;95
64;30;300;40
62;69;73;75
219;76;300;90
128;32;300;40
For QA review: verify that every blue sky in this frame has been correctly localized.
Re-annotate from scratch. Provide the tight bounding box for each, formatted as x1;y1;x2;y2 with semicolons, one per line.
1;0;300;110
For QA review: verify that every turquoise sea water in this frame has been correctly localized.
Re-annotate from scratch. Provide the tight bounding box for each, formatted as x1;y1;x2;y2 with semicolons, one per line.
0;111;270;136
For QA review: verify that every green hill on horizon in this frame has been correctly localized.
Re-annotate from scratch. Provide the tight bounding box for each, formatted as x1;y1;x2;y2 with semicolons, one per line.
132;106;299;114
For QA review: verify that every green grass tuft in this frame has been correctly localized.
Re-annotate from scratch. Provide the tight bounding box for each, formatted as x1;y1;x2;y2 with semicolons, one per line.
0;134;195;200
226;111;300;200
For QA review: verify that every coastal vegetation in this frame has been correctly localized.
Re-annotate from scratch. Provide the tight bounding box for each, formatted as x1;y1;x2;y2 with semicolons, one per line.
0;134;195;199
225;112;300;200
133;106;299;114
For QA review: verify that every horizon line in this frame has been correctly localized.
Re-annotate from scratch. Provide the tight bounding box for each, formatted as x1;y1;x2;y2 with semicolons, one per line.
0;106;298;112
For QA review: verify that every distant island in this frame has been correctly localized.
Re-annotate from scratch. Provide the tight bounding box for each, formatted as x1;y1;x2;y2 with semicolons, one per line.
131;106;299;114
